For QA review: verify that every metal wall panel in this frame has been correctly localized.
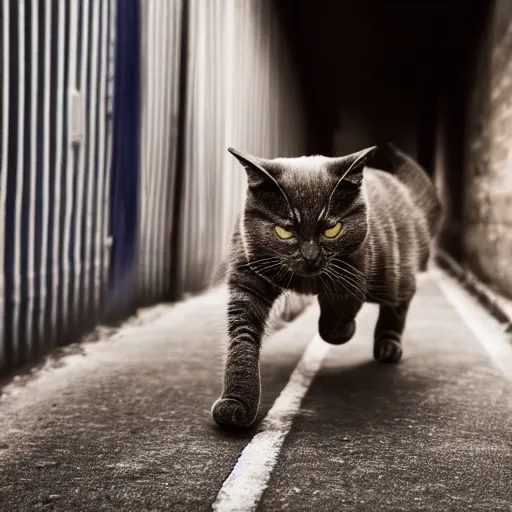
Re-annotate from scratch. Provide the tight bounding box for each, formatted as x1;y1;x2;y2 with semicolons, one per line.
0;0;114;372
176;0;307;296
0;0;306;373
138;0;183;304
0;1;9;367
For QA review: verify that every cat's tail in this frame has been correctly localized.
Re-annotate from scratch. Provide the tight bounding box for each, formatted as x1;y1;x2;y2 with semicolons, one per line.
371;142;442;238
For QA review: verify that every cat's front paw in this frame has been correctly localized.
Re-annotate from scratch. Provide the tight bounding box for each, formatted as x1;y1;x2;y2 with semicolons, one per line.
374;337;402;363
211;397;257;429
319;319;356;345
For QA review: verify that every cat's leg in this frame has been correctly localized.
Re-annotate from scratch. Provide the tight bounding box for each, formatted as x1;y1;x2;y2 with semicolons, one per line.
318;293;363;345
211;271;281;429
373;297;412;363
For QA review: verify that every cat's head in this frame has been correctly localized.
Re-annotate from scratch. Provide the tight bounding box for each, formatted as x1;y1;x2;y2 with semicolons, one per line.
230;146;376;280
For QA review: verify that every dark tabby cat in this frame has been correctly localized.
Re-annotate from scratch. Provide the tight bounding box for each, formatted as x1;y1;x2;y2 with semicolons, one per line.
212;142;441;429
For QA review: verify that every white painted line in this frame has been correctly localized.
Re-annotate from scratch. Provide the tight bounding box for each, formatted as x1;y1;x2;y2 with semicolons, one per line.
212;333;329;512
434;267;512;380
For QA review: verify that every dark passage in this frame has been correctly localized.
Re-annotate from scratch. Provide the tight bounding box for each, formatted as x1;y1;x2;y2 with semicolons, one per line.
275;0;489;169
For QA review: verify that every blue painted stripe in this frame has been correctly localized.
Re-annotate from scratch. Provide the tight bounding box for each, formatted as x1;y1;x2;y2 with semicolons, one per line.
106;0;140;322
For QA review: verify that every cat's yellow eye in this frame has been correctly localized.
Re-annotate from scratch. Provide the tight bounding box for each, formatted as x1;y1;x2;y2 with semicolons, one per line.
275;225;293;240
323;222;342;239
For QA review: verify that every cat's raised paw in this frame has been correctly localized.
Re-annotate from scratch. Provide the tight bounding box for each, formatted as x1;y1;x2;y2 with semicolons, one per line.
211;397;256;429
319;319;356;345
374;338;402;363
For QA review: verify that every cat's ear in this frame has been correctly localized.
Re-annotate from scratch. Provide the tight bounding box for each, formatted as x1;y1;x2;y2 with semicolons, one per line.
227;147;278;188
330;146;377;187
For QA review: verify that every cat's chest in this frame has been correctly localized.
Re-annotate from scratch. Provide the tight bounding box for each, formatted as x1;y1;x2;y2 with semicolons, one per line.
285;273;368;299
286;275;322;296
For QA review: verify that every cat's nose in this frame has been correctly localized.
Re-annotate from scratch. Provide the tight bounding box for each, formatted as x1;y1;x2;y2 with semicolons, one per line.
300;241;321;264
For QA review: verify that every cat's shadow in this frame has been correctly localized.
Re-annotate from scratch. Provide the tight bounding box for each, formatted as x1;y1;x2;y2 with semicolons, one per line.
297;358;439;432
213;358;434;438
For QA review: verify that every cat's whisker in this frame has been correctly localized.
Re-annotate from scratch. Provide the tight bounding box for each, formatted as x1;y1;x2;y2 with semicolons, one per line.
320;271;336;298
319;272;337;303
247;245;286;259
329;265;365;286
326;267;366;300
319;275;336;304
248;256;280;266
248;262;278;272
335;270;366;294
329;261;366;282
322;268;339;293
261;264;287;280
328;260;365;278
285;266;295;289
250;258;280;269
258;264;283;277
327;264;366;291
240;256;279;270
273;260;291;284
323;267;352;300
331;271;368;299
249;255;279;264
331;259;365;277
246;257;286;281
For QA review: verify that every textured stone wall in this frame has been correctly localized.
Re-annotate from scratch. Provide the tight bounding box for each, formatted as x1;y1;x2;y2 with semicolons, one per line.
463;0;512;299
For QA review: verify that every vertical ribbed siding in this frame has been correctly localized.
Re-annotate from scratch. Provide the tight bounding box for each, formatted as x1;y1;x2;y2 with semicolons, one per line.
68;0;86;331
60;0;77;337
0;0;9;366
49;0;69;348
26;0;38;355
102;0;116;302
39;0;52;348
94;0;110;311
0;0;115;373
139;0;183;304
0;0;306;373
176;0;306;297
13;0;27;362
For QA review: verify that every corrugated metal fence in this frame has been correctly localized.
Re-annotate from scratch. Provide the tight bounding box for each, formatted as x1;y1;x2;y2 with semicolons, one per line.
138;0;183;305
1;0;116;370
177;0;306;296
0;0;306;374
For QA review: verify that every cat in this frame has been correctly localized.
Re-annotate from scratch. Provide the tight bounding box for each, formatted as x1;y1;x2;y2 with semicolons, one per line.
211;142;441;429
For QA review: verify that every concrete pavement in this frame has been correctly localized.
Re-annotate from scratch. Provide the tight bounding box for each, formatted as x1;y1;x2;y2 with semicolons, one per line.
0;270;511;511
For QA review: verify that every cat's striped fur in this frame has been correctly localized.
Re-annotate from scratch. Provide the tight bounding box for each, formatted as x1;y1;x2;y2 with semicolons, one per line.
212;143;441;429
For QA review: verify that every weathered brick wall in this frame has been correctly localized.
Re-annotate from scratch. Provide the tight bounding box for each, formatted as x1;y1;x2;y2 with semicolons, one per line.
463;0;512;299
